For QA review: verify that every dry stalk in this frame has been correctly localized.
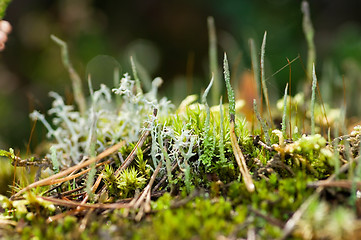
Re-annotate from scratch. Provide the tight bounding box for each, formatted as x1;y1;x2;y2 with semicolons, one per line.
40;196;130;209
11;141;125;200
230;120;255;192
133;161;162;221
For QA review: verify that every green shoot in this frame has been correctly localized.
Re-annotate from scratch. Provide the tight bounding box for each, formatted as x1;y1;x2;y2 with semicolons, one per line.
50;146;59;173
311;64;317;135
202;75;213;135
130;56;143;94
282;83;289;136
260;31;273;125
202;74;214;105
50;35;87;116
302;0;316;80
85;76;100;199
218;97;226;163
199;75;215;169
184;164;191;193
130;56;152;92
223;53;235;119
160;143;173;191
224;53;254;192
249;38;260;101
113;67;121;105
86;162;97;199
208;16;220;105
253;99;271;146
332;126;340;179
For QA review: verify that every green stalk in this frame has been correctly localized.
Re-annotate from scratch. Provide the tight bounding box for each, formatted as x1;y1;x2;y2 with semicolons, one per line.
208;16;220;105
130;56;143;95
51;35;87;116
131;56;152;92
260;31;273;125
50;146;59;174
86;87;98;199
219;97;226;163
302;0;316;80
224;53;254;192
223;53;235;119
249;38;260;101
253;99;271;146
199;76;214;169
281;83;289;136
113;67;121;105
311;64;317;135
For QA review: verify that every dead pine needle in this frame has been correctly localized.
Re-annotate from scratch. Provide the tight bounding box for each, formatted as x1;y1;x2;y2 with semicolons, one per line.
11;141;125;200
230;120;255;192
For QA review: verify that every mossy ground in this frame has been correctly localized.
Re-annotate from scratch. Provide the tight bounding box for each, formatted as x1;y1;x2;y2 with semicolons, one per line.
1;93;360;239
1;2;361;239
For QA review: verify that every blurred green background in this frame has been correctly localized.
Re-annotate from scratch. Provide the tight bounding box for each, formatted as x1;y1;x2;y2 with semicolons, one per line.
1;0;361;151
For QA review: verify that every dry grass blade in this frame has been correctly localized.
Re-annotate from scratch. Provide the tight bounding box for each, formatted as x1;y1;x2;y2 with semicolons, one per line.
308;179;361;190
76;172;105;212
248;207;285;228
49;160;109;186
114;109;157;178
0;219;17;226
47;209;82;223
115;130;150;178
133;161;162;221
40;196;130;209
230;121;255;192
11;141;125;200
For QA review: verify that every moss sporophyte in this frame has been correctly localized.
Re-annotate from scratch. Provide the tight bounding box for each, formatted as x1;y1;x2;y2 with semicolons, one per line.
1;2;361;239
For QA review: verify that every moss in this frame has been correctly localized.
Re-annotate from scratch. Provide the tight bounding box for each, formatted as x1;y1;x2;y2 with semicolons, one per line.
2;4;361;239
